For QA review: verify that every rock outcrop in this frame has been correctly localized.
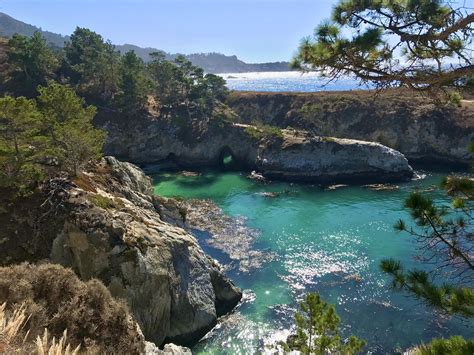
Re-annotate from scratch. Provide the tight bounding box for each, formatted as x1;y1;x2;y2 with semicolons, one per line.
101;110;413;183
226;90;474;166
257;130;413;182
0;157;242;347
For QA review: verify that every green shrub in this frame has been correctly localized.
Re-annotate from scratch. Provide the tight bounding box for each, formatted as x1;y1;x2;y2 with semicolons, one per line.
280;293;365;354
89;194;124;209
245;123;283;140
448;91;462;107
415;336;474;355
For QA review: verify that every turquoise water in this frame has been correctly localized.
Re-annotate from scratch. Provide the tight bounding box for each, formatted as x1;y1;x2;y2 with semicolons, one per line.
153;170;473;354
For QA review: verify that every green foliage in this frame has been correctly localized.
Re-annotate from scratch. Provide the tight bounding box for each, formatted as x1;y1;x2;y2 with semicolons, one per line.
3;28;230;124
5;32;58;97
380;259;474;317
115;50;150;113
0;96;48;192
147;53;228;116
0;82;105;193
448;91;463;107
89;194;123;210
245;123;283;140
381;175;474;318
37;82;105;175
293;0;474;100
63;27;120;105
415;336;474;355
281;293;365;354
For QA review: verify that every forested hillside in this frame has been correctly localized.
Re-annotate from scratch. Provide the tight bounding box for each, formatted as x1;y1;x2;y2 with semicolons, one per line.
0;12;290;73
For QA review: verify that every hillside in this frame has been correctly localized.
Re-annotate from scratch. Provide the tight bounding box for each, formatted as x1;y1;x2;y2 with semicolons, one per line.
0;12;290;73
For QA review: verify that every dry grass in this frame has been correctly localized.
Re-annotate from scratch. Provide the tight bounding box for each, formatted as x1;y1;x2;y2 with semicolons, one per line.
0;263;143;354
0;302;79;355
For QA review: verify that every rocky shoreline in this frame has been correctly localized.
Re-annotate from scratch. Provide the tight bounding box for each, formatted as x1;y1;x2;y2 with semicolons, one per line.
103;108;414;184
226;90;474;167
0;157;242;349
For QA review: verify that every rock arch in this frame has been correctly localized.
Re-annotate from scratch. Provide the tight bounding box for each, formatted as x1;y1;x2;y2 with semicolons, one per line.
217;146;239;170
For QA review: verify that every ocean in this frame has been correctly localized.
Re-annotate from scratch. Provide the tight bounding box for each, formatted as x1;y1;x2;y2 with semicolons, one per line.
153;170;473;354
219;71;366;92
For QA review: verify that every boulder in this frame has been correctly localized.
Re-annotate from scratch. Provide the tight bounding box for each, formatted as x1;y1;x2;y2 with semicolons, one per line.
257;131;413;183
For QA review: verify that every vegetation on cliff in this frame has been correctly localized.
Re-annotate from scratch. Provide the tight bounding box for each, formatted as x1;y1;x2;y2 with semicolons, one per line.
1;27;229;118
0;263;143;354
0;82;104;193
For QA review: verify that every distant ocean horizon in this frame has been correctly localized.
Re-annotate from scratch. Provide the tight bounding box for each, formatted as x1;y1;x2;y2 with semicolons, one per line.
219;71;369;92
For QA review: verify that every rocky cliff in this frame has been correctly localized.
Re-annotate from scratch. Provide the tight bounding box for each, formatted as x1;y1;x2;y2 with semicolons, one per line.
102;106;413;183
257;129;412;182
0;157;242;347
226;90;474;166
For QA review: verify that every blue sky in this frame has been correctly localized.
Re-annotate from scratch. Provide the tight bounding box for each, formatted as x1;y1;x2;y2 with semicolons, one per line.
0;0;336;63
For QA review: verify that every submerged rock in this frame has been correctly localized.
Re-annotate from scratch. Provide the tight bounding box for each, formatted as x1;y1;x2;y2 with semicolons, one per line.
175;198;275;273
363;183;400;191
0;156;242;347
326;184;349;190
248;170;267;183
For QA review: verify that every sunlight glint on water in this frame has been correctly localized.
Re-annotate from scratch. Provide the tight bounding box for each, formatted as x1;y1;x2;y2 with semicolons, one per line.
153;170;473;354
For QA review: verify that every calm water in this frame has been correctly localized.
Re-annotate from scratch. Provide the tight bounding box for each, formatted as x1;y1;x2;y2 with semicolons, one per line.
219;72;365;92
153;170;473;354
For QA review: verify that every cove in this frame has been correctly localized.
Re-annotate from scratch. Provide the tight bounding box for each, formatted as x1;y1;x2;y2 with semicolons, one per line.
152;168;473;354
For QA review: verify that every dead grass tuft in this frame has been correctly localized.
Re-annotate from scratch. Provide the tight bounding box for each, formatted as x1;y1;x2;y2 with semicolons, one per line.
0;263;143;354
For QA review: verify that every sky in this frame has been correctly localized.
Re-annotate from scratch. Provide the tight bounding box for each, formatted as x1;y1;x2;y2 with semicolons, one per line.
0;0;336;63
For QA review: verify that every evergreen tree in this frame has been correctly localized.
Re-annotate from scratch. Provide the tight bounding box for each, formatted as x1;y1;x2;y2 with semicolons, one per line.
37;82;105;176
281;293;365;354
5;32;58;97
0;82;107;192
0;96;48;192
293;0;474;101
380;176;474;318
63;27;120;105
414;336;474;355
116;50;150;114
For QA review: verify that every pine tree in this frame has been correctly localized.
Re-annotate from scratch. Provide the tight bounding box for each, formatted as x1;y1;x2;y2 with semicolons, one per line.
5;32;58;97
293;0;474;101
281;293;365;354
115;50;150;114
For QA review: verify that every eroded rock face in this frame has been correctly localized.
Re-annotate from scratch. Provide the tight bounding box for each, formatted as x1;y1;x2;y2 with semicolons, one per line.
102;112;413;183
0;157;242;347
257;131;413;183
226;91;474;166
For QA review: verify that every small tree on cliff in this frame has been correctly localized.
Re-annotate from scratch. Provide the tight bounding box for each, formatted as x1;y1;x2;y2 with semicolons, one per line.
0;96;47;192
293;0;474;101
281;293;365;354
0;82;106;193
37;82;106;176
